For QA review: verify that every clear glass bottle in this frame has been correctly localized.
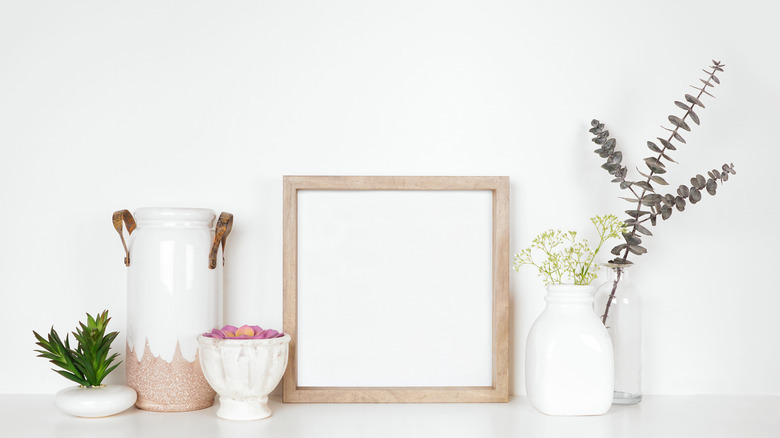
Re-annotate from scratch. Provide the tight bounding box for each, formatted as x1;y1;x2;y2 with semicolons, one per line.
594;264;642;405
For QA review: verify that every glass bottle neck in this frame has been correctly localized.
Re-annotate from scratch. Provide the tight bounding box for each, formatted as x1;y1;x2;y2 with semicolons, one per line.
605;265;630;282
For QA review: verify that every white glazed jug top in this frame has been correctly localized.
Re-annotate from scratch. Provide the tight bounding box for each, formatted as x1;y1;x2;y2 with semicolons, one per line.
545;284;595;304
134;208;216;228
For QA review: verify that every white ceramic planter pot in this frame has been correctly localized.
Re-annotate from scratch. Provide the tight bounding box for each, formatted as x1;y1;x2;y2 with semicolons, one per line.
197;334;291;421
525;284;614;416
114;207;232;412
54;385;137;418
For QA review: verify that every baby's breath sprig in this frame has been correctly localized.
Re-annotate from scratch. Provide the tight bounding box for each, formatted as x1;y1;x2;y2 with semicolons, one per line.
513;214;626;286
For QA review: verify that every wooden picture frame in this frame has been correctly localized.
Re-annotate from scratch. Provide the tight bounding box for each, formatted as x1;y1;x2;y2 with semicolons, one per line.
282;176;509;403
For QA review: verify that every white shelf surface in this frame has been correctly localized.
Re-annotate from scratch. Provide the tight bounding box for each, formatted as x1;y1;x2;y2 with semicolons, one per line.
2;395;778;438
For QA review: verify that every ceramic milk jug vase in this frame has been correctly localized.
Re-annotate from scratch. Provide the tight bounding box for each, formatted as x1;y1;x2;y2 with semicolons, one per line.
525;284;614;416
113;208;233;411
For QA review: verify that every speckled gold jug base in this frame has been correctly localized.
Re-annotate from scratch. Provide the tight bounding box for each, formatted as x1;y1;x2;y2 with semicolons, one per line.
134;400;215;412
127;341;216;412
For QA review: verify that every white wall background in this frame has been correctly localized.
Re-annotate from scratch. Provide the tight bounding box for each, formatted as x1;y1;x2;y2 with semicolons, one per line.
1;0;778;396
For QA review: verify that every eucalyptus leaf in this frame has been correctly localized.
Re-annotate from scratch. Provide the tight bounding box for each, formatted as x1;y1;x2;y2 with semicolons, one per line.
644;157;665;168
685;93;705;108
625;210;651;218
668;115;691;132
712;169;722;180
689;110;700;125
634;223;653;236
608;151;623;165
647;141;662;153
651;175;669;185
657;138;677;151
650;165;666;174
633;181;654;192
690;187;702;203
623;232;642;245
706;178;717;195
672;131;686;143
661;205;672;220
644;157;666;174
661;152;678;164
721;172;729;181
611;244;628;256
627;245;647;255
711;74;720;84
674;101;689;111
641;194;663;206
696;174;706;187
677;185;690;198
609;258;633;265
650;214;657;226
675;196;686;211
602;163;621;174
690;84;715;98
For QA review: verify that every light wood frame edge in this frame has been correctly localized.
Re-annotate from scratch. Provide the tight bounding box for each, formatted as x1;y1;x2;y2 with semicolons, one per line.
282;176;510;403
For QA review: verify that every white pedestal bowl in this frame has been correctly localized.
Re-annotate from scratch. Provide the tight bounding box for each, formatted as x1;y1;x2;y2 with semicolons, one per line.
197;334;290;421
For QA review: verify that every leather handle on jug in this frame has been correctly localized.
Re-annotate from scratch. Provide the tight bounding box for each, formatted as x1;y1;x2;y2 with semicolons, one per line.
209;212;233;269
112;209;137;267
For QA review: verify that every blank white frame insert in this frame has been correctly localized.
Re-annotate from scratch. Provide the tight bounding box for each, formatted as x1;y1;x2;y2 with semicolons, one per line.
297;189;492;387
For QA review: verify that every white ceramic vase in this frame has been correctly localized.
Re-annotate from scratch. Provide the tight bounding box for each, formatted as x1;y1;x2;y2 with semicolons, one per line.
197;334;291;421
119;207;229;411
54;384;137;418
525;284;614;416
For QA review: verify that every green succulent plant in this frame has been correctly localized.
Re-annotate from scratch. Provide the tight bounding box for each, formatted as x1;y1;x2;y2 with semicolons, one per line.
589;60;736;323
33;310;121;387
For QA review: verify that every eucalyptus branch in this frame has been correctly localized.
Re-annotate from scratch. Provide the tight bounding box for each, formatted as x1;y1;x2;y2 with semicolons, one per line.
588;60;737;324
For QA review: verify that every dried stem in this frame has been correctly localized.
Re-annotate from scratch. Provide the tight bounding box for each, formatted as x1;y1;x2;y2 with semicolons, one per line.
601;268;622;325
